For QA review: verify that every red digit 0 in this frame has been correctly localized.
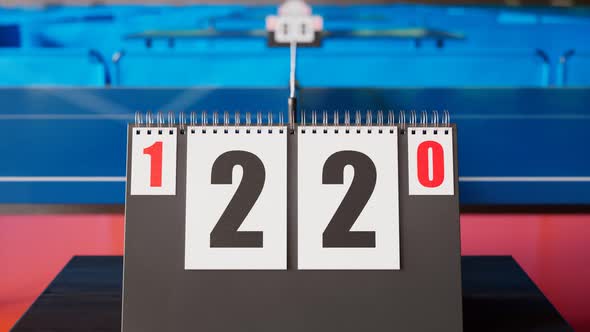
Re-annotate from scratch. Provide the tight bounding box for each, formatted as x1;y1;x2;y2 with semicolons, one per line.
417;141;444;188
143;141;163;187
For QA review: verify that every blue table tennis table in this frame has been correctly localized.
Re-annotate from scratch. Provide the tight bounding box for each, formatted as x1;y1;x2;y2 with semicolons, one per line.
0;87;588;207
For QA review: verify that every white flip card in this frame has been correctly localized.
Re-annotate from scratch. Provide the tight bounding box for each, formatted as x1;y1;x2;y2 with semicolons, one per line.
130;127;177;196
185;126;287;270
408;127;454;196
274;16;315;44
298;126;400;270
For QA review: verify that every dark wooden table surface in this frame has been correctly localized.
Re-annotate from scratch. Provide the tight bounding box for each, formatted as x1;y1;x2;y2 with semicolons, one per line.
11;256;571;332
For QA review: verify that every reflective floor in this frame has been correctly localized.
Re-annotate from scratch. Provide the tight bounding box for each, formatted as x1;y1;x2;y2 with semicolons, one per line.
0;214;588;332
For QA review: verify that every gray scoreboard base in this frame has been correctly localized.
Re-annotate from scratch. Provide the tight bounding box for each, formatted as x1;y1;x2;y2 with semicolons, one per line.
122;125;462;331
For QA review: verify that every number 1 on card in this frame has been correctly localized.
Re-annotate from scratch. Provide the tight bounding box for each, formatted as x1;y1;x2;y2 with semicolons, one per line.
130;128;177;196
143;141;163;187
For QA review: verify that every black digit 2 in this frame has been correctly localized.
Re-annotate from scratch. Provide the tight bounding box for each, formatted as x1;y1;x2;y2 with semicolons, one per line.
210;151;265;248
322;151;377;248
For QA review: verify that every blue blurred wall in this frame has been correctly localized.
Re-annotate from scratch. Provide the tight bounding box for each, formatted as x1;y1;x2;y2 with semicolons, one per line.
0;4;589;87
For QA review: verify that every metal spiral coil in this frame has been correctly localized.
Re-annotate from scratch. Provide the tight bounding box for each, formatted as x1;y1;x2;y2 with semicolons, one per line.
133;110;451;134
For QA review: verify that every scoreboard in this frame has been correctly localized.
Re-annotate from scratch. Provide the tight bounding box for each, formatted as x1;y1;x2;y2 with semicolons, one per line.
122;110;463;331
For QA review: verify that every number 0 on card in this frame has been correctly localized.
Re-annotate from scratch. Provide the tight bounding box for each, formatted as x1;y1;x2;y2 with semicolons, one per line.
408;127;454;196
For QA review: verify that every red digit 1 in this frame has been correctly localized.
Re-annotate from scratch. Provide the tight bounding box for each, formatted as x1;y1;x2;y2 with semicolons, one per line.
143;141;163;187
417;141;444;188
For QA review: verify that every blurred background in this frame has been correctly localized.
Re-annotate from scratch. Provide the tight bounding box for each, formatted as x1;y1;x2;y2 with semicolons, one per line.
0;0;589;331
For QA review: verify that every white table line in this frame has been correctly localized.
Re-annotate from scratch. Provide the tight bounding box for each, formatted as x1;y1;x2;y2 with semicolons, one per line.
0;176;126;182
0;176;589;183
459;176;590;182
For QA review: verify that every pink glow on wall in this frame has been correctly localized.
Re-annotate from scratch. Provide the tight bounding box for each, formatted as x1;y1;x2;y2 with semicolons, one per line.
0;215;124;331
461;214;590;332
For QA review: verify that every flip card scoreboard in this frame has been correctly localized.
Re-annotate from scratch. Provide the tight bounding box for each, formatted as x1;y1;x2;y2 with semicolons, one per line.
123;110;462;331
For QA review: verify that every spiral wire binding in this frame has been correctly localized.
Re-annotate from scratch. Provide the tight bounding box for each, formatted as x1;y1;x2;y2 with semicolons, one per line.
398;110;406;130
178;112;186;130
431;110;439;125
156;111;163;127
409;110;417;127
345;111;351;128
133;110;451;135
418;111;428;134
134;111;143;126
420;110;428;126
301;110;306;127
222;112;229;133
145;111;153;127
299;109;398;134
